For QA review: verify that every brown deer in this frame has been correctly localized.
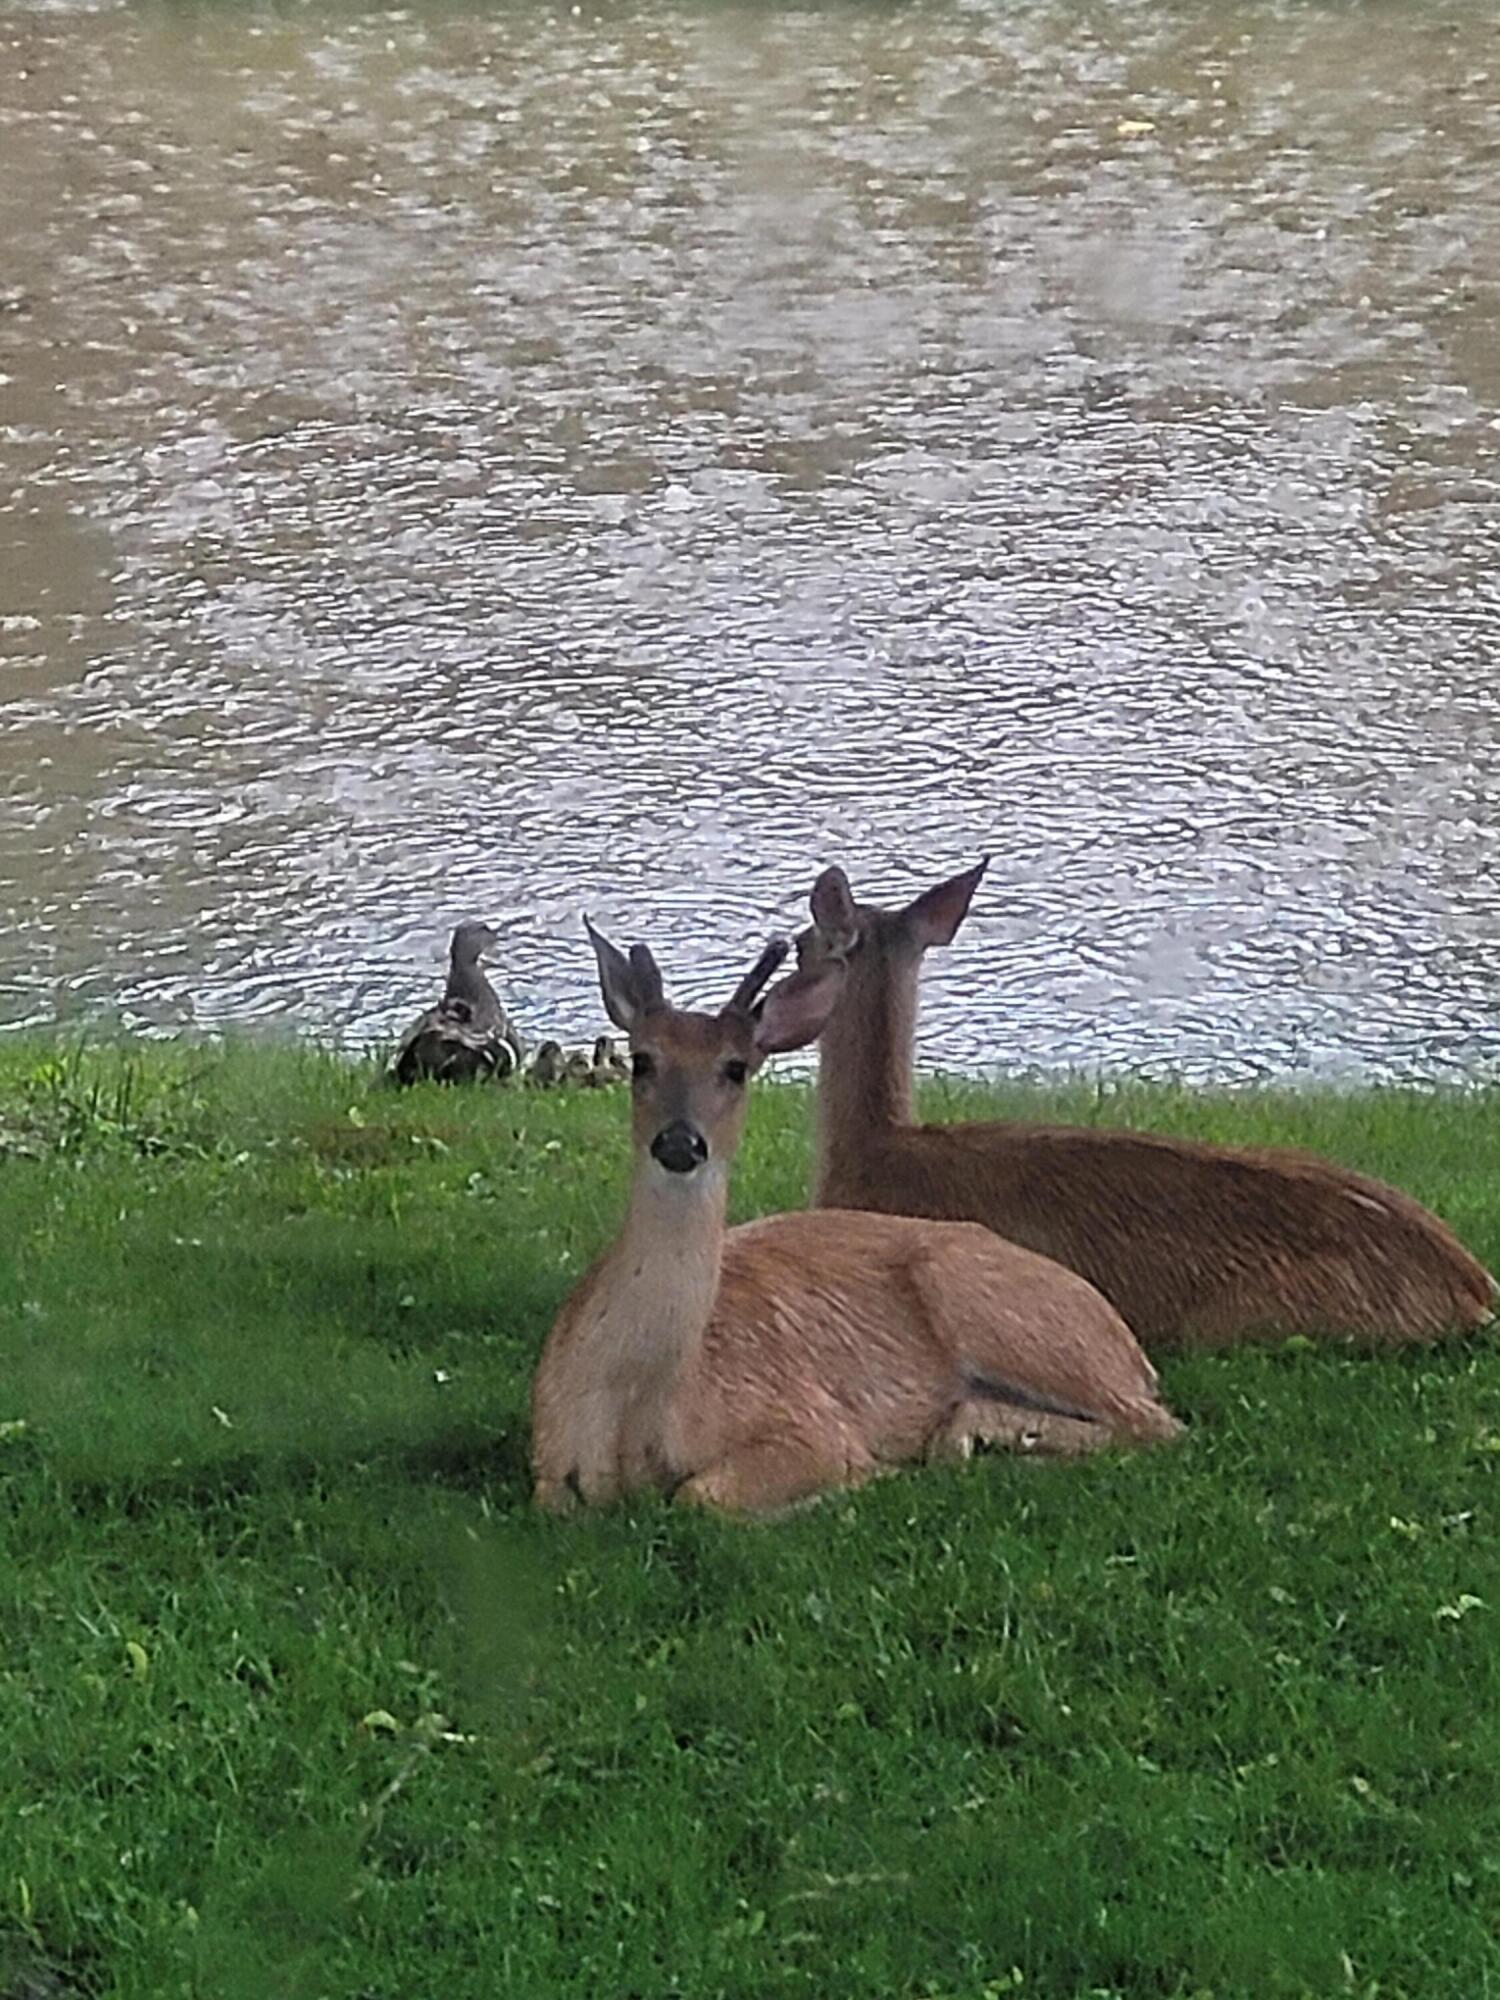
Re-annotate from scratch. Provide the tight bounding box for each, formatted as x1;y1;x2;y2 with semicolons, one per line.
798;860;1497;1350
530;920;1180;1516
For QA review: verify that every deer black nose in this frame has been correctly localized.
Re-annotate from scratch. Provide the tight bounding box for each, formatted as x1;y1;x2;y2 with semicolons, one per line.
651;1121;708;1174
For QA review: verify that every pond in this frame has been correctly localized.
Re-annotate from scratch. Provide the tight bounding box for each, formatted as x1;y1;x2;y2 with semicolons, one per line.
1;0;1496;1080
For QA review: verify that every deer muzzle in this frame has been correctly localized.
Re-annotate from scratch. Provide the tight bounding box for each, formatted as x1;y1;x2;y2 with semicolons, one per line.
650;1120;709;1175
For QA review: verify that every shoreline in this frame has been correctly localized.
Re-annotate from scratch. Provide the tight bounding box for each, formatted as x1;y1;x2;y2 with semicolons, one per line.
0;1023;1495;1097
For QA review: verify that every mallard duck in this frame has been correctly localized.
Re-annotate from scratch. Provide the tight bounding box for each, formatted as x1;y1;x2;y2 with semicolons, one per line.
589;1035;630;1087
387;922;523;1086
527;1040;565;1088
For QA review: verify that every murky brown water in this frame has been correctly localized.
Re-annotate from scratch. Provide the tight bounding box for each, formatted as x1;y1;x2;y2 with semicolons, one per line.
1;0;1497;1080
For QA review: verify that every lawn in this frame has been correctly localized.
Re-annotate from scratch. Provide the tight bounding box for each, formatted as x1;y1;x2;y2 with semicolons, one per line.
1;1038;1497;2000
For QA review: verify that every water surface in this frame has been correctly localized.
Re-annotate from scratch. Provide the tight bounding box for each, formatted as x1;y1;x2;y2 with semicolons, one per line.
2;0;1497;1079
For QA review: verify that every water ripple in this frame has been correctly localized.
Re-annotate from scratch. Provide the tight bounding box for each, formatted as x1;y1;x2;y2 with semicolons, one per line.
0;0;1496;1081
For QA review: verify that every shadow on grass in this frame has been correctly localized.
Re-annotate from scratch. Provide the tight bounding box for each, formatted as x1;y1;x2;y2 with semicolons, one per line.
40;1330;1497;1534
0;1929;100;2000
52;1417;535;1521
174;1227;569;1363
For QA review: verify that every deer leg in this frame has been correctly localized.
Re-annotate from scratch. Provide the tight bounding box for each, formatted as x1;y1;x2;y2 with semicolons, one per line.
929;1400;1109;1462
674;1435;871;1516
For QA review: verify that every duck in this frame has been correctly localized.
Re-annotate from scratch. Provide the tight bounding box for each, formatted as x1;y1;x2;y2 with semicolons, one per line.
387;922;523;1086
527;1036;627;1089
526;1040;566;1088
589;1035;630;1087
561;1047;595;1088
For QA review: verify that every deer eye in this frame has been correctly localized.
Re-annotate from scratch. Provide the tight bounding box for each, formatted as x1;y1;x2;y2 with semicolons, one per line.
630;1051;655;1083
721;1059;749;1087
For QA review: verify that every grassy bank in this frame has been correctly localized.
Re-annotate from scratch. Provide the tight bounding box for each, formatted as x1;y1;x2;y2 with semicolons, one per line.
1;1036;1497;2000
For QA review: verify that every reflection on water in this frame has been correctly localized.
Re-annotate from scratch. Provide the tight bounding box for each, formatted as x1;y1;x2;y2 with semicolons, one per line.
0;0;1496;1081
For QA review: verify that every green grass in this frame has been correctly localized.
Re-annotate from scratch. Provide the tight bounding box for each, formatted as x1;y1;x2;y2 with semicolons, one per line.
1;1037;1497;2000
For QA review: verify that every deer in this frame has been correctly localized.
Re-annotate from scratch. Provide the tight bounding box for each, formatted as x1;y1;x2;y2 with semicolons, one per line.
797;859;1497;1351
529;919;1181;1516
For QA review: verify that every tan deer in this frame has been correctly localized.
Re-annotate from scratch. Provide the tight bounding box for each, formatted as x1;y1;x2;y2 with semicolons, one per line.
530;920;1180;1516
798;860;1497;1350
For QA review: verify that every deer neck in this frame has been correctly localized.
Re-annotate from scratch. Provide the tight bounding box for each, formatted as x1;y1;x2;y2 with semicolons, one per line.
592;1160;728;1384
816;946;918;1163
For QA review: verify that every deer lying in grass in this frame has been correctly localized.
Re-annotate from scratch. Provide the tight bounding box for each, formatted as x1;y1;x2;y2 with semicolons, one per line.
530;921;1180;1516
798;860;1497;1350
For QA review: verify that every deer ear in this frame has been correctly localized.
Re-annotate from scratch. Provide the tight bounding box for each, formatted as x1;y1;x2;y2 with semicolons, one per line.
809;865;858;937
627;942;665;1011
584;916;657;1031
901;859;988;951
751;963;845;1058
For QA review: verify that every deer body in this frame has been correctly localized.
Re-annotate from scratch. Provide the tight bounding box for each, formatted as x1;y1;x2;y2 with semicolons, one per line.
531;924;1179;1516
802;863;1497;1351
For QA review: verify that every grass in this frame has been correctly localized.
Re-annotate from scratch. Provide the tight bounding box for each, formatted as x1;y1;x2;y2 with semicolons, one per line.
0;1036;1497;2000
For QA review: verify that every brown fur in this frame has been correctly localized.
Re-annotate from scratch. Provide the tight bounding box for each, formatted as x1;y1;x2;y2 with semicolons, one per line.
800;863;1497;1351
530;929;1179;1517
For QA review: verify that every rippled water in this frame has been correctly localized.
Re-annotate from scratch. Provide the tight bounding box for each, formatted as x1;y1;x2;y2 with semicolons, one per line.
1;0;1497;1080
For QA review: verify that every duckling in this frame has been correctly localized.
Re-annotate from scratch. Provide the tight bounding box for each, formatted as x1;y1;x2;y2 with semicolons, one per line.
561;1046;595;1089
388;922;524;1087
589;1034;630;1087
527;1040;566;1088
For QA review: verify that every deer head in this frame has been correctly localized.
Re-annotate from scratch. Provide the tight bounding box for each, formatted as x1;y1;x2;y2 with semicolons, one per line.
796;859;989;978
584;918;845;1180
